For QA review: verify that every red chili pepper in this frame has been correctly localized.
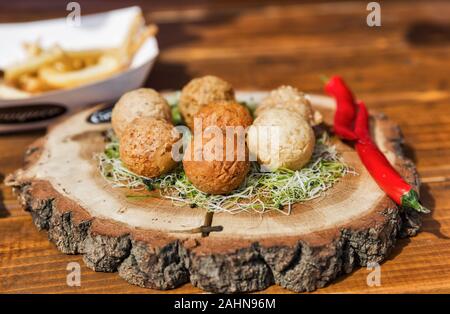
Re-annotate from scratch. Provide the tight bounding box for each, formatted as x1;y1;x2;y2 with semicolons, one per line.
324;76;358;141
324;76;429;214
354;101;429;213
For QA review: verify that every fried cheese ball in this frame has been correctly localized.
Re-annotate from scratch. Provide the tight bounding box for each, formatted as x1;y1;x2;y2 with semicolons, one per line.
247;108;315;172
183;100;251;194
119;117;179;178
255;85;321;126
183;136;250;195
179;75;235;129
194;101;253;132
112;88;172;138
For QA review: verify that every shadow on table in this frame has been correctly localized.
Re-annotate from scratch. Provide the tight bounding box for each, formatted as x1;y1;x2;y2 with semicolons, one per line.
406;21;450;46
326;186;444;289
400;143;446;239
403;143;417;164
146;61;192;91
420;183;449;239
327;236;410;290
387;237;411;261
0;173;10;218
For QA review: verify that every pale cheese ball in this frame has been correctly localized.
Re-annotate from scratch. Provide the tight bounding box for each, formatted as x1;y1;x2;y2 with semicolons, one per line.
112;88;172;138
255;85;321;126
247;108;315;172
179;75;235;129
119;117;179;178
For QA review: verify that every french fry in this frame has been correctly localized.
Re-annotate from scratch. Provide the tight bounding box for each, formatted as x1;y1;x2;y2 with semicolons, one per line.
114;12;145;65
4;45;64;83
22;41;43;57
4;11;155;95
17;74;53;93
65;49;105;63
129;24;158;57
0;81;31;99
53;60;75;72
38;55;123;89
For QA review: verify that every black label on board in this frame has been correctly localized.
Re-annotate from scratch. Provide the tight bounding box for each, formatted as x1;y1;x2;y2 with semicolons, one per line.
87;105;113;124
0;104;67;124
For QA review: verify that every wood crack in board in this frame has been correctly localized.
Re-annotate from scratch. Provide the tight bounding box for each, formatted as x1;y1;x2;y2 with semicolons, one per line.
168;212;223;236
201;211;220;237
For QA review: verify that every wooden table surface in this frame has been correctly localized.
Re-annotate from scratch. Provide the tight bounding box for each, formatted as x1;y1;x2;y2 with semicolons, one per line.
1;0;450;294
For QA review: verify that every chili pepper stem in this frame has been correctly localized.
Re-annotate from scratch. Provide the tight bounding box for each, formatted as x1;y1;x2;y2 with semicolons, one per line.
401;189;430;214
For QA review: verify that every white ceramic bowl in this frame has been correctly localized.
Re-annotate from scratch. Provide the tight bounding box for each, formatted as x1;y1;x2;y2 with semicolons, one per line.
0;6;159;132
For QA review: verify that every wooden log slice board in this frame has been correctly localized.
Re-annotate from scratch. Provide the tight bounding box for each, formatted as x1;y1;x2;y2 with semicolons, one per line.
5;91;423;293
